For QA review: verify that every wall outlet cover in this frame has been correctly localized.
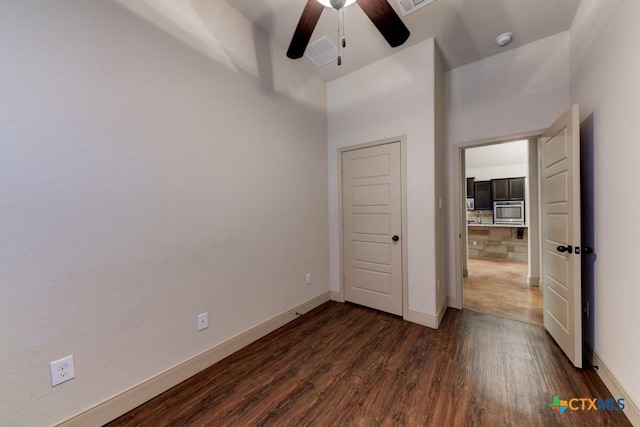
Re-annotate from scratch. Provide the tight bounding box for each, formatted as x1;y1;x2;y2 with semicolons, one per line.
197;312;208;331
50;355;75;387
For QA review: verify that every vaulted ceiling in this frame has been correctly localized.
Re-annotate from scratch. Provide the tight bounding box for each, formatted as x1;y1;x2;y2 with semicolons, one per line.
229;0;582;81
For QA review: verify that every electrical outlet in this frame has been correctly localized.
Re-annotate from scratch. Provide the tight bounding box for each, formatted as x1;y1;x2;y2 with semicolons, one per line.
50;355;75;387
197;312;208;331
473;240;477;246
305;273;312;286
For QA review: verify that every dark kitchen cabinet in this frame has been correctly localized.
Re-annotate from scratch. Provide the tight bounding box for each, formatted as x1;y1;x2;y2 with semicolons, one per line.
466;177;475;198
491;177;525;201
492;179;509;201
474;181;492;210
509;177;525;200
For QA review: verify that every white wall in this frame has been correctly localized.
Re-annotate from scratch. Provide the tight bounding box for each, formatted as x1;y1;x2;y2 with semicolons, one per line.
446;32;571;145
434;45;447;316
445;32;571;303
0;1;328;425
465;140;528;181
570;0;640;410
466;164;527;182
327;38;443;320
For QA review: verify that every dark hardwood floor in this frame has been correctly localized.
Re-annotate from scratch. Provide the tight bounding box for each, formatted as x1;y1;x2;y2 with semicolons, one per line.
107;302;630;426
464;257;543;325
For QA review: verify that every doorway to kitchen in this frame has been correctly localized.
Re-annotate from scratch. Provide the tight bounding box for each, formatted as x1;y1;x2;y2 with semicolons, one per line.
461;139;542;325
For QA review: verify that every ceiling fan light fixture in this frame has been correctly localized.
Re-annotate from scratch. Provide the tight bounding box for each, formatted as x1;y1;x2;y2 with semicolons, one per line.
288;0;410;61
316;0;357;9
495;32;513;47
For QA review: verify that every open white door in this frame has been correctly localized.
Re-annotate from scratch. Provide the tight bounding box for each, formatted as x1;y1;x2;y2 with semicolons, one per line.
541;104;582;368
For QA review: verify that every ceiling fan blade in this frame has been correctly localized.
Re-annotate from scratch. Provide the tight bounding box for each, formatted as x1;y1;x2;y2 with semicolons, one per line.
287;0;325;59
357;0;410;48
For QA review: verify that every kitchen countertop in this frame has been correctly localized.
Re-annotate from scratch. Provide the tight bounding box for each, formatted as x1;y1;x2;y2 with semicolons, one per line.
467;223;527;228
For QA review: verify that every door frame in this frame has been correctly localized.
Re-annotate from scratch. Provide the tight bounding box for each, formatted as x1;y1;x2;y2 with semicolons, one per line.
451;130;542;309
338;135;408;317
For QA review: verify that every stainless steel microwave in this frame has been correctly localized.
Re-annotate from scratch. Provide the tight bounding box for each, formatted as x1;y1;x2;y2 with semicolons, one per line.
493;201;525;225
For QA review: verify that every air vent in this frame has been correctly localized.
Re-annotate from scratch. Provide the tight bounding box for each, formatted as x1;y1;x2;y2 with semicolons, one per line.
397;0;436;16
305;36;338;68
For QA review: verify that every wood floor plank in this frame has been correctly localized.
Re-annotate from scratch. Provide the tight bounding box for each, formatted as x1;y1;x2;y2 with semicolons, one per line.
106;302;631;427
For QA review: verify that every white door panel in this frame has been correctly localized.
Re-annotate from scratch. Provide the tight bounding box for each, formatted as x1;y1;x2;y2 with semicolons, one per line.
351;154;391;178
352;213;391;235
352;241;391;265
342;142;403;316
541;104;582;368
351;184;391;206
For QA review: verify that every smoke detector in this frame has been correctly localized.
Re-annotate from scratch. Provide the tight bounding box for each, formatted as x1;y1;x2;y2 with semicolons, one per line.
495;32;513;47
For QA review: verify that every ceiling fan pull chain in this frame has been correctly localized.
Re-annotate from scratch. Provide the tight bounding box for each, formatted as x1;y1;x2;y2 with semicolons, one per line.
342;8;346;48
337;9;342;66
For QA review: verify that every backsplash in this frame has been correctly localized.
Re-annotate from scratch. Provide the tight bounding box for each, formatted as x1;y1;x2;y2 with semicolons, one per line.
467;210;493;224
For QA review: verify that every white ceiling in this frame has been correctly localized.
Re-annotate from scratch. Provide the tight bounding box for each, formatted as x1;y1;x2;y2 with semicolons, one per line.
228;0;582;81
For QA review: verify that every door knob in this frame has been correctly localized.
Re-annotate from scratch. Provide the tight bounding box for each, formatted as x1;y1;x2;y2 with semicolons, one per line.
392;235;400;242
557;245;573;254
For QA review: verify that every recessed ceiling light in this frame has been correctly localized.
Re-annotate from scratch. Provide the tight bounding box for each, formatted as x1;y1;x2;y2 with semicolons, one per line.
495;32;513;47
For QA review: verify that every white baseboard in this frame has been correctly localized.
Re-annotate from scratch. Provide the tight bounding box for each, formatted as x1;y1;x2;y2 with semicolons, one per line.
436;303;447;326
335;291;441;329
590;349;640;426
528;275;540;287
447;295;462;310
58;292;331;427
330;290;344;302
404;309;439;329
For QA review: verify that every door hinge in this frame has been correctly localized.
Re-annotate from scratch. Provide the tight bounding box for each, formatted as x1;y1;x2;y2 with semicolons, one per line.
584;301;590;318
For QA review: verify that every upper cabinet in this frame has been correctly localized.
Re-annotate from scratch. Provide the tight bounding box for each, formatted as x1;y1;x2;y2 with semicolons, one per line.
466;177;475;198
491;177;525;201
474;181;492;210
491;179;509;201
509;177;525;200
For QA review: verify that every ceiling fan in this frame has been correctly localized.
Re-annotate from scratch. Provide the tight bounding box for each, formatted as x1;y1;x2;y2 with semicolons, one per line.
287;0;410;65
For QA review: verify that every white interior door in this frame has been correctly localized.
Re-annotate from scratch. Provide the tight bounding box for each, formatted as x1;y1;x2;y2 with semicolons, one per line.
541;104;582;368
342;142;403;316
